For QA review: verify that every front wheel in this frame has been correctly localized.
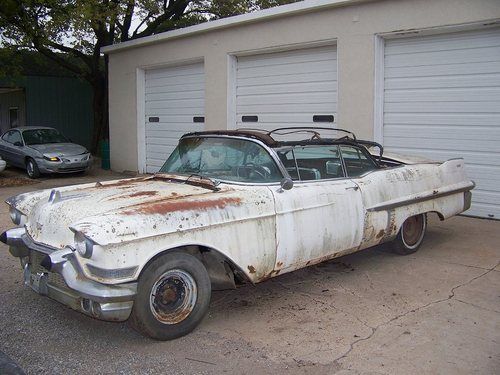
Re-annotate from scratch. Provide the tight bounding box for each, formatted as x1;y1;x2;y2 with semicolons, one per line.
391;213;427;255
129;252;211;340
26;158;40;179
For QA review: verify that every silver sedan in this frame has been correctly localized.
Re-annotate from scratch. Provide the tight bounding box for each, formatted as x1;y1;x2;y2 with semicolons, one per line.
0;127;91;178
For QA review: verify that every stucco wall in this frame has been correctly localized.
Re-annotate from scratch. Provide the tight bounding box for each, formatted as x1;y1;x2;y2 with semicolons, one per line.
107;0;500;172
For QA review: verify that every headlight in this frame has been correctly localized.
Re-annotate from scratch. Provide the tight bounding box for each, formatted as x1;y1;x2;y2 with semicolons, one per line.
9;206;26;226
74;232;94;258
43;155;60;162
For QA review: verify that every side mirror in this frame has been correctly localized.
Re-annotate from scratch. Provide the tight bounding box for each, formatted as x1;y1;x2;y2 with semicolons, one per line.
13;141;23;147
280;177;294;191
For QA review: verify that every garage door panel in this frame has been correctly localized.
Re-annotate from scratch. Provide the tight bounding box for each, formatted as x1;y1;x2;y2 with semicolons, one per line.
473;190;500;206
385;137;499;154
238;92;337;106
237;72;336;87
144;62;204;173
386;47;500;68
385;61;500;78
384;101;500;113
384;147;500;167
237;102;336;114
237;113;336;124
237;81;337;95
146;63;204;78
146;125;203;137
385;29;500;52
146;75;204;88
145;107;204;116
146;126;204;139
146;90;204;101
384;124;500;141
385;73;500;90
238;60;336;79
238;46;335;63
384;113;500;126
146;98;204;110
146;82;206;94
143;115;200;124
146;120;203;131
384;87;500;102
238;49;336;68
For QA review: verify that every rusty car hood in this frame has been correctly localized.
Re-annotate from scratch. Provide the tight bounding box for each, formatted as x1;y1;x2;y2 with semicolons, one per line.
18;175;243;249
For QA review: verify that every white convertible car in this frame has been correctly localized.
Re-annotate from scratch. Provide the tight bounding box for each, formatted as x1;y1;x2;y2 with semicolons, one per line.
1;128;474;340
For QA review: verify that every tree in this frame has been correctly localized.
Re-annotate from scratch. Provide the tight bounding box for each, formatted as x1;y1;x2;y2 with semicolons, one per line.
0;0;299;153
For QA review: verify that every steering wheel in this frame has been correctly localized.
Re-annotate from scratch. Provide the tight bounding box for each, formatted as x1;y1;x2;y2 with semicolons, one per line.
236;163;270;180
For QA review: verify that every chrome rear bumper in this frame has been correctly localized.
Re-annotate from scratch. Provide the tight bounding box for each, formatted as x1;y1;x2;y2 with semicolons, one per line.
1;227;136;322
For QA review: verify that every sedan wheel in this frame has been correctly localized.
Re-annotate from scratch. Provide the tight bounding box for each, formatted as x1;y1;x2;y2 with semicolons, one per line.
26;158;40;179
129;252;211;340
392;213;427;255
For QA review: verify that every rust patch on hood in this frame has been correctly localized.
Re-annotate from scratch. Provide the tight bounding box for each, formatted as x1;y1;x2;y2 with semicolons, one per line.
124;196;242;215
108;191;159;200
94;177;147;188
247;265;256;274
127;191;158;198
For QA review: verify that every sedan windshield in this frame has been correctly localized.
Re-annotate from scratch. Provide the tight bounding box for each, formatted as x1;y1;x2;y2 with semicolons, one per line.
22;129;68;145
160;137;283;183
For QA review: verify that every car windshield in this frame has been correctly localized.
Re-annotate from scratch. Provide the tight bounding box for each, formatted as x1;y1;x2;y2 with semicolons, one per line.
160;137;283;183
22;129;68;145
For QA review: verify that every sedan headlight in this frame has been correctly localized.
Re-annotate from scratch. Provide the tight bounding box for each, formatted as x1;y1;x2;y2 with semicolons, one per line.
9;206;26;226
43;155;61;162
74;232;95;258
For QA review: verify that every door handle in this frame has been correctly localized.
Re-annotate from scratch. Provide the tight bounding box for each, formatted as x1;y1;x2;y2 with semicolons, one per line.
345;185;359;191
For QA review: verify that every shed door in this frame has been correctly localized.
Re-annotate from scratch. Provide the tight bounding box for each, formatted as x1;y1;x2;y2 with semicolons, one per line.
144;62;205;173
383;28;500;219
236;45;337;131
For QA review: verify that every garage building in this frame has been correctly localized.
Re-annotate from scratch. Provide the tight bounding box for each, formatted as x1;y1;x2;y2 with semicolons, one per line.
103;0;500;219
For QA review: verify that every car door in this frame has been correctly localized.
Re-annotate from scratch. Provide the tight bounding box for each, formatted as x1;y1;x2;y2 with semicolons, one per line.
0;131;19;165
1;130;25;167
271;145;364;274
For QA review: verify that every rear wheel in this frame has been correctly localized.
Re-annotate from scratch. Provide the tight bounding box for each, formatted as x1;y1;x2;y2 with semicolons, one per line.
392;213;427;255
129;252;211;340
26;158;40;179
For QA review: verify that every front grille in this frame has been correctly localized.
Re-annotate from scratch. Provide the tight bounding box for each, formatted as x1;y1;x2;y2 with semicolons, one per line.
29;251;68;290
57;166;86;172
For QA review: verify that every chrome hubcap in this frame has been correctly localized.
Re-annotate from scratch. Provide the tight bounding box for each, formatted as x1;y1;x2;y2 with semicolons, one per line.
149;269;197;324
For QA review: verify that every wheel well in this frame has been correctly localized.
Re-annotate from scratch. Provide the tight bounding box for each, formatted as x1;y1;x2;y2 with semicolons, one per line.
428;211;445;221
138;245;250;290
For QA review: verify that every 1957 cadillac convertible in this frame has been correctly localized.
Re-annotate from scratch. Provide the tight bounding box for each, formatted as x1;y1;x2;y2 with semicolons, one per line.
1;128;474;340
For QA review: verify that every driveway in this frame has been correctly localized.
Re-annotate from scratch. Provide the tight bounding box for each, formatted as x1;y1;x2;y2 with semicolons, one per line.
0;170;499;374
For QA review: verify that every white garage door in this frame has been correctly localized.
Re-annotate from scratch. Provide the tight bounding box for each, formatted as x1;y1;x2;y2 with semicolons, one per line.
383;28;500;219
144;62;205;173
236;45;337;132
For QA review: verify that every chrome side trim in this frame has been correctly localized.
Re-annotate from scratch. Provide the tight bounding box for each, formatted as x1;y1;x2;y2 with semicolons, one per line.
366;182;476;212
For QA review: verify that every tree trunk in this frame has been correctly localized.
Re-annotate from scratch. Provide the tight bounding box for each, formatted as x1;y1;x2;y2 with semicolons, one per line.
90;68;108;155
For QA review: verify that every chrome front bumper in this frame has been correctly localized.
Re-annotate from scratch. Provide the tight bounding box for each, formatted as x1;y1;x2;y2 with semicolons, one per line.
2;227;136;322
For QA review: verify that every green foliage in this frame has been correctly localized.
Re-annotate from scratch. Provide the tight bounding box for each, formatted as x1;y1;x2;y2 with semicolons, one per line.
0;0;300;150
